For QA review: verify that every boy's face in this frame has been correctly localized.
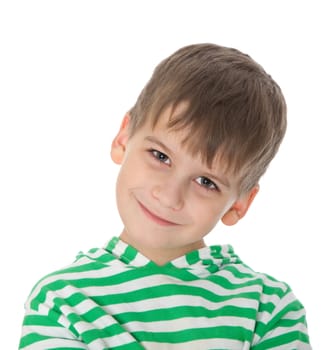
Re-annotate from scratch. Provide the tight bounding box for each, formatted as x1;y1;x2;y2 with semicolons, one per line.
111;103;258;265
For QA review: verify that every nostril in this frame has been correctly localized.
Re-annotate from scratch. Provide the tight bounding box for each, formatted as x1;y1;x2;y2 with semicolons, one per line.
151;186;161;200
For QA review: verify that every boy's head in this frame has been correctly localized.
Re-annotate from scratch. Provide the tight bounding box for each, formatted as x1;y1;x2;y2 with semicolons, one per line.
111;43;287;263
128;43;287;194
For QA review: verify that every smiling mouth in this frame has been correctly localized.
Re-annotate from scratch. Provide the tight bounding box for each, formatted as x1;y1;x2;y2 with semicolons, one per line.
137;201;178;226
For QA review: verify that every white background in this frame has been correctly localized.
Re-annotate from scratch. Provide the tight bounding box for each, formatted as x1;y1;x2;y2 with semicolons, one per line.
1;1;331;348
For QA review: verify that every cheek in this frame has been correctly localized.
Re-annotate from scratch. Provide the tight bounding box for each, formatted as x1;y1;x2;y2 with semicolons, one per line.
115;164;133;205
196;197;234;223
115;156;149;195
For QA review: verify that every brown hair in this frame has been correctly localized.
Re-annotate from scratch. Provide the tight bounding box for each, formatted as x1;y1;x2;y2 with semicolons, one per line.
129;43;287;193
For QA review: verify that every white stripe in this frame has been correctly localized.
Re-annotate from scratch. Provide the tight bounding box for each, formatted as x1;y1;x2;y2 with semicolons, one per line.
226;263;255;275
215;268;258;284
67;314;119;335
270;290;296;316
268;339;311;350
21;336;87;350
103;294;259;315
257;273;289;291
285;308;307;320
257;305;307;329
259;291;282;306
82;274;264;297
129;252;150;266
77;248;110;261
32;271;265;317
251;333;261;345
256;310;274;327
111;239;129;258
20;325;74;339
124;315;255;333
260;320;309;342
142;338;250;350
225;265;289;292
87;330;138;349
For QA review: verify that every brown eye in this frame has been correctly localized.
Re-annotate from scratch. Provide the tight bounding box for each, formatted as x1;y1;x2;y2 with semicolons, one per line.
150;150;171;165
195;177;218;191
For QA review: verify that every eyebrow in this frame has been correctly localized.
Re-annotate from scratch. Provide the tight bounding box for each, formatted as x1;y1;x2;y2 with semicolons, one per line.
144;136;174;157
144;136;231;189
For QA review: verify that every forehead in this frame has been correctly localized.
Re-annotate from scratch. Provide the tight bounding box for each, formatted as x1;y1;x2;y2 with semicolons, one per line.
148;102;227;167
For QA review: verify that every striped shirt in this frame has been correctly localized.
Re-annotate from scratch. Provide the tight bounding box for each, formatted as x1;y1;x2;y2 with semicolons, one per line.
19;237;311;349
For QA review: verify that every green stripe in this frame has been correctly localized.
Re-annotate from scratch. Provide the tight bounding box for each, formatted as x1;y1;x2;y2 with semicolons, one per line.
80;306;109;323
104;342;145;350
93;284;261;305
132;325;252;343
81;323;129;344
23;315;60;327
51;261;112;276
252;330;310;349
222;265;258;278
19;333;87;349
116;305;256;323
121;245;138;263
185;250;200;265
20;333;53;347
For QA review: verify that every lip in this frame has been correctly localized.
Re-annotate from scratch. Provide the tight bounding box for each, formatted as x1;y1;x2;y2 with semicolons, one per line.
137;201;179;226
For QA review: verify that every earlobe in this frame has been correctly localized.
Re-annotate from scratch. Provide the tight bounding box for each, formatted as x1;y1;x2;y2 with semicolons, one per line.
110;115;130;164
221;208;241;226
221;185;259;226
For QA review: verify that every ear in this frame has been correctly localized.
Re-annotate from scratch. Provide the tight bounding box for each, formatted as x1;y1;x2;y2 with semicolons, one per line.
221;185;259;226
111;114;130;164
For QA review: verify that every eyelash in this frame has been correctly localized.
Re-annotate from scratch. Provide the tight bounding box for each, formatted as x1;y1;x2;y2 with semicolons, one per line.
195;177;219;191
149;149;171;165
148;149;219;192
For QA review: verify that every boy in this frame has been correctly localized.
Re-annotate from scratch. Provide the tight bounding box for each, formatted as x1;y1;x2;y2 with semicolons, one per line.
19;43;311;349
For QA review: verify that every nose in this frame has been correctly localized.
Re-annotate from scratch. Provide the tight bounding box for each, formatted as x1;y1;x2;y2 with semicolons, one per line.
151;178;184;211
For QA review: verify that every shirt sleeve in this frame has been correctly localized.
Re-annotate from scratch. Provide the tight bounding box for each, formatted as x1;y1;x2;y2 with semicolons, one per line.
19;299;88;350
18;274;142;350
251;287;311;350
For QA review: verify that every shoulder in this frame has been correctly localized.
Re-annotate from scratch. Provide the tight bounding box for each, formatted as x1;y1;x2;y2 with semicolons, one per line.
24;246;118;311
219;260;291;294
227;263;310;348
226;261;304;313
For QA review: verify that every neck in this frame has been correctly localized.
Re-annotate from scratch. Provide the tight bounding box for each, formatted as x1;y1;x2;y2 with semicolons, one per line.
119;232;206;266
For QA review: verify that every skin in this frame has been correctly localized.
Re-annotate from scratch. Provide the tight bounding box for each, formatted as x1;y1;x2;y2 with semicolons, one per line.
111;104;259;265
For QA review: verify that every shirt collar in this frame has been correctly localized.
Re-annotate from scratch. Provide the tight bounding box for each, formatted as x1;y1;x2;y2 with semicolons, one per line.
104;236;241;277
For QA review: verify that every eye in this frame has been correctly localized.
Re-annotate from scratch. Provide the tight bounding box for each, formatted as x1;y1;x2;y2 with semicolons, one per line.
195;176;219;191
149;149;171;165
